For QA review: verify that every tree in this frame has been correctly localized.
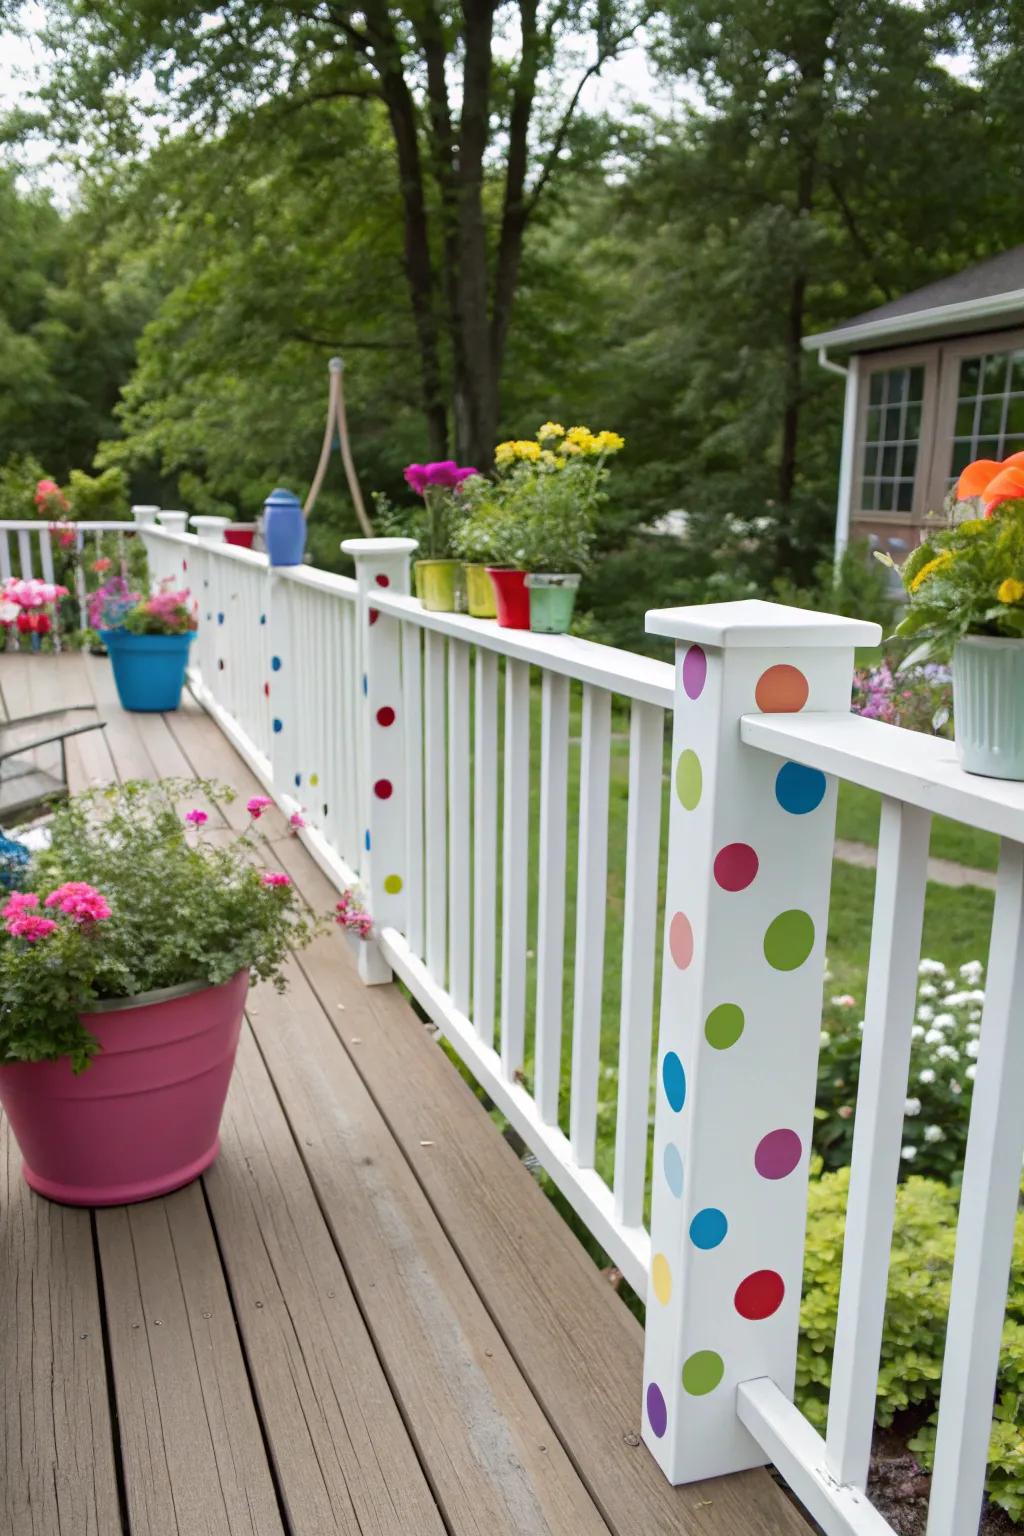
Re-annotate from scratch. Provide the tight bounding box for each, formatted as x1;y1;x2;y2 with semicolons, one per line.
38;0;647;466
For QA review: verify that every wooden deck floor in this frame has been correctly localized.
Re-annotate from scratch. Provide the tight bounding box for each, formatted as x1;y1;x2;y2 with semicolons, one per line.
0;653;810;1536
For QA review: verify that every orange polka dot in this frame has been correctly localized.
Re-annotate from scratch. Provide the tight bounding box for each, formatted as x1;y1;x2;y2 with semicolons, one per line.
755;664;809;713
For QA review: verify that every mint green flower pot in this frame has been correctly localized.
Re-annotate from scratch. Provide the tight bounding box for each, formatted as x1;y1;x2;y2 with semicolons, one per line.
526;573;580;635
953;635;1024;780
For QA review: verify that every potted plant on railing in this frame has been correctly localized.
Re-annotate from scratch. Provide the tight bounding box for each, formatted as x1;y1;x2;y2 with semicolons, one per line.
403;460;478;612
0;577;70;650
96;578;198;712
880;450;1024;779
0;780;323;1205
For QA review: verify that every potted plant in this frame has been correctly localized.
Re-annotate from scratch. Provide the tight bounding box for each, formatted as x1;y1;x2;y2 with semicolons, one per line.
96;578;198;712
403;460;478;611
450;486;518;618
880;450;1024;779
0;781;322;1204
0;577;69;650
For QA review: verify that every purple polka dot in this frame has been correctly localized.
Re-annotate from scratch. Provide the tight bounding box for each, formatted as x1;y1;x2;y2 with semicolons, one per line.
755;1129;802;1180
646;1382;667;1438
682;644;707;701
713;843;759;892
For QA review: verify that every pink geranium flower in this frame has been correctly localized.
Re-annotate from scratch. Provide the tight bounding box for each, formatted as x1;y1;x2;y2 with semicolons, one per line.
246;795;273;819
2;891;39;917
289;811;306;830
185;809;208;826
403;461;478;496
6;913;58;942
261;872;291;887
43;882;112;922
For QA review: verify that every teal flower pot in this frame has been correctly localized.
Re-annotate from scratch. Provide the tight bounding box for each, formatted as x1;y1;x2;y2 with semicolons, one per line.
953;635;1024;780
101;630;194;713
526;573;581;635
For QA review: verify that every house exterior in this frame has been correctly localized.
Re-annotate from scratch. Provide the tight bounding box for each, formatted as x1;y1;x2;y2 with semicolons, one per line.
803;246;1024;563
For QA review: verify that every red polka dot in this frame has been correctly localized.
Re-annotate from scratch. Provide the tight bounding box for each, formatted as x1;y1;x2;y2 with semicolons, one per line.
669;912;694;969
264;682;270;697
714;843;759;892
755;664;809;713
374;778;393;799
734;1269;785;1320
375;573;390;588
368;607;379;625
377;706;396;727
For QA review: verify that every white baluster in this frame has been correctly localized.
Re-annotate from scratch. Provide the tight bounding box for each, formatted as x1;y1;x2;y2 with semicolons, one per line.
535;671;570;1123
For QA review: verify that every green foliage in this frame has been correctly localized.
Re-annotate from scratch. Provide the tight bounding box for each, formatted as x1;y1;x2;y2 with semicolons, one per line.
0;454;47;520
799;1165;1024;1523
889;503;1024;657
0;780;323;1071
65;466;129;520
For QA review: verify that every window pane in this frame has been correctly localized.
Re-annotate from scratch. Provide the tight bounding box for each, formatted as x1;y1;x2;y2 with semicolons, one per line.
1010;352;1024;394
884;405;902;439
897;479;914;511
979;397;1004;436
901;444;918;478
888;371;907;404
955;400;976;436
1006;397;1024;436
959;357;982;396
983;353;1010;393
951;439;974;473
878;478;895;511
977;437;1000;459
863;444;879;476
869;372;885;406
907;366;924;403
865;406;882;443
905;403;922;439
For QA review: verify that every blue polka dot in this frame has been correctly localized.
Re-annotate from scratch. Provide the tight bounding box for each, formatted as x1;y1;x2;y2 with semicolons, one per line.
775;761;827;815
294;773;301;787
217;612;225;625
271;656;282;671
362;674;368;696
272;718;283;734
663;1143;684;1198
259;613;266;625
662;1052;686;1113
364;828;371;852
689;1208;728;1250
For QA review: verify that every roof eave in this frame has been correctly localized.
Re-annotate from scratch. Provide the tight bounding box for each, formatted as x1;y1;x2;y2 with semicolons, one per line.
803;288;1024;355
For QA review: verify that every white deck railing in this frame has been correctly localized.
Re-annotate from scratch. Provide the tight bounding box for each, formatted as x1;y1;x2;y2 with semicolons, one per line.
0;518;142;637
46;520;1024;1536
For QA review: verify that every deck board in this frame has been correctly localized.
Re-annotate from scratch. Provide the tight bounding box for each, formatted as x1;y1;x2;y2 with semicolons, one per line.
0;656;809;1536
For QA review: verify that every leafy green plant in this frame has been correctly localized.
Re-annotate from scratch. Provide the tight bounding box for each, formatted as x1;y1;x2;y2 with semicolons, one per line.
816;956;984;1178
799;1164;1024;1523
0;781;323;1071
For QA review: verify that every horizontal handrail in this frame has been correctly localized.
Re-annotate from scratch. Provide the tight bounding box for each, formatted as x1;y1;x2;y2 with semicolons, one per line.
273;562;358;599
373;589;674;707
741;710;1024;842
0;519;135;532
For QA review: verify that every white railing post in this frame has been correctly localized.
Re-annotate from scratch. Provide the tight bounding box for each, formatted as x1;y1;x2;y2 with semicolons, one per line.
190;515;229;544
640;598;879;1484
341;537;418;985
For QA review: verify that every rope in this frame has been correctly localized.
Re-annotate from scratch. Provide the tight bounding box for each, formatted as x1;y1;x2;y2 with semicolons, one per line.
304;357;373;537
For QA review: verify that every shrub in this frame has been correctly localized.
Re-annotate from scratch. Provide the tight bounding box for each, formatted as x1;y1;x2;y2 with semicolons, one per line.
799;1164;1024;1523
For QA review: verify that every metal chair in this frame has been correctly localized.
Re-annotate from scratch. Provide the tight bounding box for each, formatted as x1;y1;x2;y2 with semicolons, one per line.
0;706;107;820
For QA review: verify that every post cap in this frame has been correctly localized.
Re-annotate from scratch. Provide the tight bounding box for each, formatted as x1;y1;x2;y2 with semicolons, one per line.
645;598;881;650
263;487;302;512
189;515;231;529
341;537;419;557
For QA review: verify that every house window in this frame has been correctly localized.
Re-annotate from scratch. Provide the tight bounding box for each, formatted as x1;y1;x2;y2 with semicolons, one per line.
860;365;925;513
948;347;1024;483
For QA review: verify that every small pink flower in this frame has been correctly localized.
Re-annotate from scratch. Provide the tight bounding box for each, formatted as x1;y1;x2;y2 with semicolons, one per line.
43;882;112;922
185;809;208;826
6;913;58;942
289;811;306;830
246;795;273;819
838;1105;854;1120
261;872;291;887
2;891;39;918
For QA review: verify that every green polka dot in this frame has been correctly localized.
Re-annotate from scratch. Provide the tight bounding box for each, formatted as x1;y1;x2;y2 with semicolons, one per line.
383;874;403;895
676;750;702;811
764;909;815;971
705;1003;744;1050
682;1350;725;1396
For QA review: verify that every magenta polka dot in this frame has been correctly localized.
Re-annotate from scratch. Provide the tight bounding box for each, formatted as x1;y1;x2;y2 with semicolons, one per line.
755;1129;802;1180
374;778;393;800
682;644;707;700
646;1382;667;1438
375;573;390;588
669;912;694;970
713;843;759;892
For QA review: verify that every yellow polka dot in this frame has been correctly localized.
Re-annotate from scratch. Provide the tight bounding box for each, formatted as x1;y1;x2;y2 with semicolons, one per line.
652;1253;672;1306
310;773;319;786
383;874;403;895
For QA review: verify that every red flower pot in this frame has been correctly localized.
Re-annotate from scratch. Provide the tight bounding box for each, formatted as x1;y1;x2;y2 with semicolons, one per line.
224;524;256;549
486;567;530;629
0;970;248;1206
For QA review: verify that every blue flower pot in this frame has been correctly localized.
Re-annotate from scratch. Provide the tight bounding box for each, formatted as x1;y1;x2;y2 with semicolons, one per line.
101;630;194;712
263;487;306;566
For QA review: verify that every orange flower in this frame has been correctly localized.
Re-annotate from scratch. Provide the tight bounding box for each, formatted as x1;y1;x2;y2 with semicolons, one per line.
957;451;1024;515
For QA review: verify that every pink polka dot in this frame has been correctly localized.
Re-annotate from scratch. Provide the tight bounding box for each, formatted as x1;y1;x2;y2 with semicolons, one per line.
375;573;390;588
713;843;759;892
669;912;694;969
377;706;396;727
374;778;393;800
755;1129;802;1180
735;1270;785;1320
682;644;707;700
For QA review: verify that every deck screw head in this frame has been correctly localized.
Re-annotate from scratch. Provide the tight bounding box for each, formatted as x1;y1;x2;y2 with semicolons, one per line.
202;1311;212;1320
623;1433;641;1447
255;1300;264;1308
154;1319;163;1326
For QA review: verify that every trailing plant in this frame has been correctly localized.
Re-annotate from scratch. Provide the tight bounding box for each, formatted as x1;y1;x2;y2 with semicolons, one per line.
0;781;323;1071
851;659;953;736
93;576;198;635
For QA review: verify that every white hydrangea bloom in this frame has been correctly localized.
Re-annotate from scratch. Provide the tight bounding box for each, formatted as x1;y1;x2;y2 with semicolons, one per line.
904;1097;922;1116
965;1039;980;1058
944;992;970;1007
960;960;984;985
941;978;956;993
933;1012;956;1029
919;959;946;976
966;1064;977;1081
820;1030;830;1047
950;1080;963;1095
901;1145;918;1161
923;1124;945;1143
936;1044;960;1062
924;1028;943;1045
911;1025;925;1041
917;1006;935;1023
918;983;939;1000
967;990;986;1003
918;1069;936;1084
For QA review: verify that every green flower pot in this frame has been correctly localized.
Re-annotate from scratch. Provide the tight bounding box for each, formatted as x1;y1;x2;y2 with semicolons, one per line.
464;564;497;619
415;559;465;613
526;573;581;635
954;635;1024;780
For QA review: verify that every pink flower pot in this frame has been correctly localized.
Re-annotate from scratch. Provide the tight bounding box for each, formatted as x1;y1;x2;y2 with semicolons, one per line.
486;567;530;629
0;970;248;1206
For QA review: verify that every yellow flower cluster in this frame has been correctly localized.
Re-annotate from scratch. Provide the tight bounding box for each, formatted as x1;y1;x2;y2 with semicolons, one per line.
909;550;954;592
494;423;625;467
998;577;1024;604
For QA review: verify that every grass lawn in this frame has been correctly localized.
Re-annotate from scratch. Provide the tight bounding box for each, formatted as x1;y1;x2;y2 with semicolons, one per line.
836;780;999;871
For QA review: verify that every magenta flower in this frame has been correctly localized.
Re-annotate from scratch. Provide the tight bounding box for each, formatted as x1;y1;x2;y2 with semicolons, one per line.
6;913;58;942
261;872;291;887
289;811;306;830
2;891;39;918
246;795;273;819
403;461;477;496
43;882;112;923
185;809;208;826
